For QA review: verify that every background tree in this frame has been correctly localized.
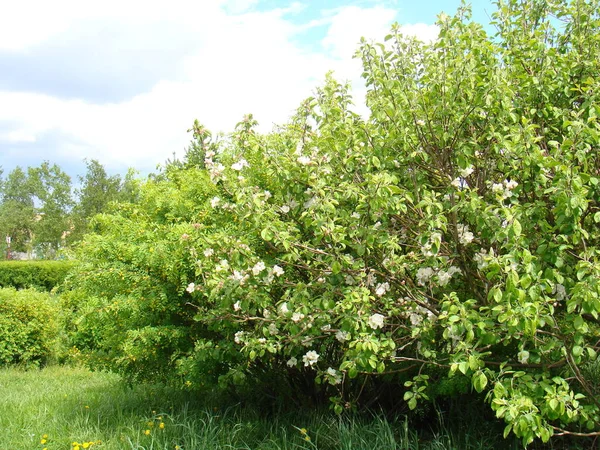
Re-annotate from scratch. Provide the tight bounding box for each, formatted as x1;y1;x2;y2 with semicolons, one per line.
0;167;35;254
28;162;73;257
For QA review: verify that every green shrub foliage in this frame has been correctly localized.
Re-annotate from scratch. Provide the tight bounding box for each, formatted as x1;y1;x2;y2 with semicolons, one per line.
0;288;61;366
0;260;75;291
68;1;600;445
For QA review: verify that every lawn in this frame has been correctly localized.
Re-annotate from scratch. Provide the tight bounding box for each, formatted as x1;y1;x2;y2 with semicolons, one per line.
0;366;526;450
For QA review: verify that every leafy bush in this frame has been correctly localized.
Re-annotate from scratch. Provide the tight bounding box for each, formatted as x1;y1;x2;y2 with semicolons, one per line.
67;0;600;445
0;288;62;366
0;260;75;291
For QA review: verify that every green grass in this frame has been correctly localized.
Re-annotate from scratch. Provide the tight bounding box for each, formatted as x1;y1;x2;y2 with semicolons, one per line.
0;366;554;449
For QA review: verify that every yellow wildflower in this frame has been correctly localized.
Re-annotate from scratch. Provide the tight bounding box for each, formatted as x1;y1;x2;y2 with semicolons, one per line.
144;429;151;436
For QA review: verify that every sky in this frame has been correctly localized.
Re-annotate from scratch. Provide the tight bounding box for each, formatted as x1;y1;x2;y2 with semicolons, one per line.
0;0;496;180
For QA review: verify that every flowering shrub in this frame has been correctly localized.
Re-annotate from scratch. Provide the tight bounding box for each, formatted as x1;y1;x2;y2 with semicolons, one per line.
68;1;600;445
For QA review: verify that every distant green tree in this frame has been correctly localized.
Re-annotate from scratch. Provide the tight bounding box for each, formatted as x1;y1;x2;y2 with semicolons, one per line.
29;162;73;256
0;167;35;254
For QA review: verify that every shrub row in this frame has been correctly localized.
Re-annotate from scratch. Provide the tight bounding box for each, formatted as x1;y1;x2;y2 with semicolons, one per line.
0;260;75;291
0;288;62;366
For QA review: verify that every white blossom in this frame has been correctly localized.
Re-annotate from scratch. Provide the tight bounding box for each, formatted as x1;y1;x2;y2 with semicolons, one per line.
231;159;249;171
416;267;434;286
264;190;272;200
230;270;248;284
302;350;320;367
292;312;305;323
459;166;474;178
437;270;452;286
257;337;266;344
367;313;385;329
273;265;284;276
457;224;474;245
416;119;426;126
327;367;342;385
233;301;241;311
279;302;289;315
351;212;361;219
517;350;530;364
336;330;350;343
234;331;244;344
297;155;312;165
451;177;462;189
447;266;461;276
252;261;266;275
210;196;220;208
215;259;229;271
186;282;196;293
203;248;214;257
504;179;518;191
375;282;390;297
287;356;298;367
280;205;290;214
268;323;279;335
491;182;504;193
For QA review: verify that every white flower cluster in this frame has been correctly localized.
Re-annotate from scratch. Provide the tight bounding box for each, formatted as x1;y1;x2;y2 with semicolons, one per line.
234;331;245;344
491;179;519;200
336;330;350;342
204;150;225;181
186;282;196;293
302;350;319;367
473;248;495;269
457;223;474;245
231;158;250;171
375;282;390;297
367;313;385;329
416;266;461;287
326;367;342;385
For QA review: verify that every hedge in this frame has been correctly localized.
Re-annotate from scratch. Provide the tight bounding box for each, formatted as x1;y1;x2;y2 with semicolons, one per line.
0;288;62;366
0;260;75;291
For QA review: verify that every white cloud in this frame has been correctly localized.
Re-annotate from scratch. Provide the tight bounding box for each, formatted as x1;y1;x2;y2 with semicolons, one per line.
0;1;437;172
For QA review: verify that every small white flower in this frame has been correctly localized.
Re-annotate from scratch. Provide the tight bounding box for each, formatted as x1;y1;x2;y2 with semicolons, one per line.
203;248;214;257
416;267;434;286
336;330;350;342
457;224;474;245
302;350;319;367
258;337;266;344
351;212;361;219
231;159;249;171
321;324;331;331
287;356;298;367
451;177;462;189
491;183;504;193
210;196;220;208
367;313;385;329
437;270;451;286
233;301;241;311
234;331;244;344
504;179;518;190
326;367;342;385
447;266;461;276
459;166;474;178
297;155;312;165
252;261;266;275
264;190;272;200
409;312;423;326
215;259;229;271
273;265;284;276
375;282;390;297
280;205;290;214
517;350;530;364
205;150;216;158
416;119;426;126
292;312;305;323
186;282;196;293
279;302;289;315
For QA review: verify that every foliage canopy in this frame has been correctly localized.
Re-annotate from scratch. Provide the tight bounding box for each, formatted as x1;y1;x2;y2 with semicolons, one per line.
68;0;600;445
